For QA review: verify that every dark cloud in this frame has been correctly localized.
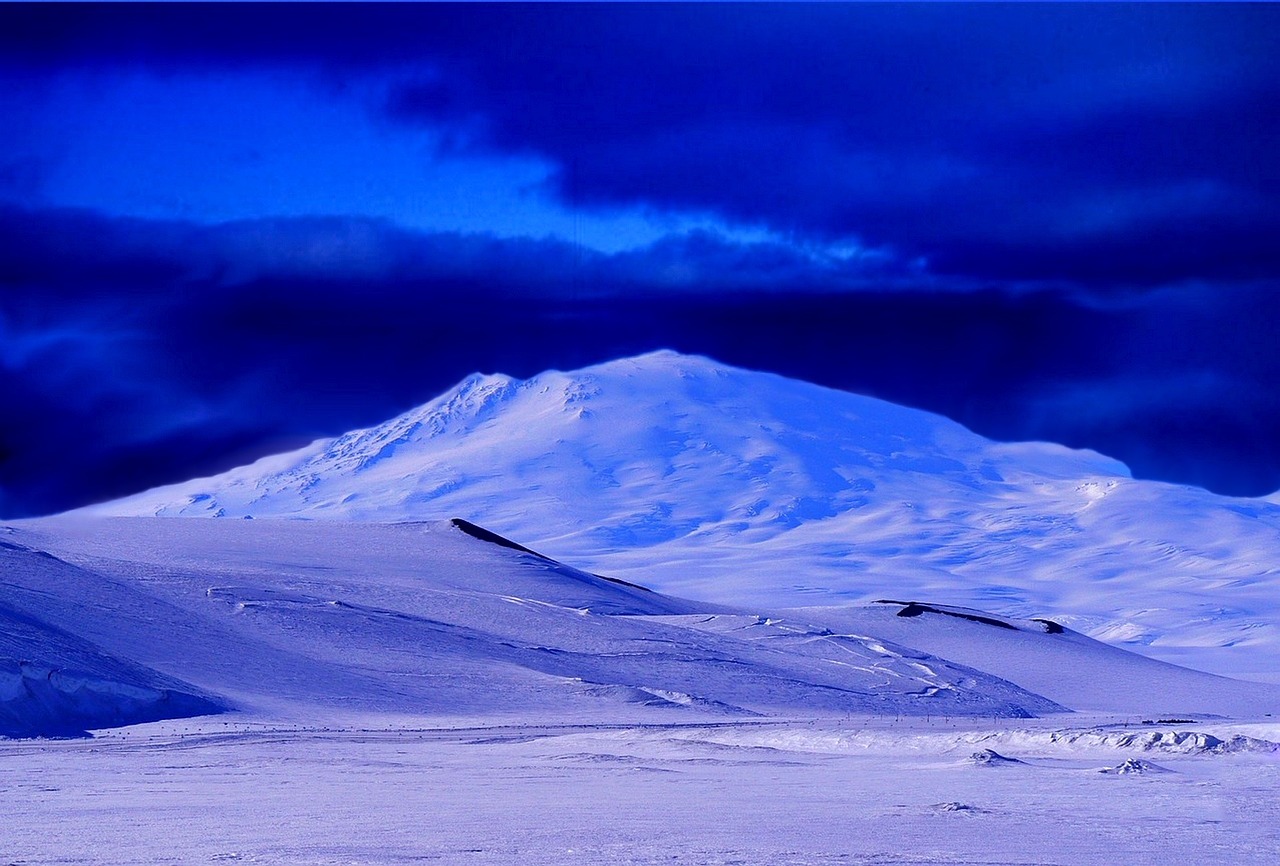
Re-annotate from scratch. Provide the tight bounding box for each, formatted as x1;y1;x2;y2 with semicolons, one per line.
376;5;1280;289
0;156;46;201
3;205;1280;517
4;4;1276;291
2;6;1277;514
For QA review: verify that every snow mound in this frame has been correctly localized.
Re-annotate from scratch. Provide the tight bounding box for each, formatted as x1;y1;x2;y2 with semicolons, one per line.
788;603;1280;719
1098;730;1278;755
875;600;1065;634
968;748;1025;766
1100;758;1170;775
445;518;699;615
0;658;220;739
7;516;1279;735
959;727;1279;756
933;801;988;813
4;517;1078;725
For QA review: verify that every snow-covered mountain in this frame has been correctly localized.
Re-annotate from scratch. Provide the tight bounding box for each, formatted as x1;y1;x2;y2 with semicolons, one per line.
87;351;1280;680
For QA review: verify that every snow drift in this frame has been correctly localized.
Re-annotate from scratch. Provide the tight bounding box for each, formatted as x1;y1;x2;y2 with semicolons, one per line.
1;540;223;737
5;517;1278;737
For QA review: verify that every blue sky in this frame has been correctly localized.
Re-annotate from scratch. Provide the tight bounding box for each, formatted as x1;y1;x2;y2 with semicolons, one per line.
5;68;685;248
2;3;1279;516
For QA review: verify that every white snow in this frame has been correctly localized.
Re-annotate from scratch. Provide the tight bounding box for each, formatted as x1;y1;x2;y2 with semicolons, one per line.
2;515;1278;862
85;350;1280;680
4;713;1279;864
5;517;1084;731
11;350;1280;863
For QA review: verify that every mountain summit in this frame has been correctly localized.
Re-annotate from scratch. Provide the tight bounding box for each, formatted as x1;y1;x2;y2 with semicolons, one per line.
90;349;1126;524
88;351;1280;679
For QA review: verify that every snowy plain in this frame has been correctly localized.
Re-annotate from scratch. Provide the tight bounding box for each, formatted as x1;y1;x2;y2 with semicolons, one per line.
6;352;1280;863
6;713;1280;865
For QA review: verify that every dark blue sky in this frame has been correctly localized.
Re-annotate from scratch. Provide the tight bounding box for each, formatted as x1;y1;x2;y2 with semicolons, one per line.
2;3;1279;517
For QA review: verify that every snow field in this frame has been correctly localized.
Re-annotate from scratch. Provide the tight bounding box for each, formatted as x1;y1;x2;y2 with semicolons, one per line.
3;715;1278;865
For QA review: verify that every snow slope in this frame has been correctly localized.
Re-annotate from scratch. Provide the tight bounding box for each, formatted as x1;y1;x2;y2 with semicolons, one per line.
6;516;1279;864
2;517;1063;736
792;601;1277;719
87;351;1280;679
6;516;1279;740
0;539;223;737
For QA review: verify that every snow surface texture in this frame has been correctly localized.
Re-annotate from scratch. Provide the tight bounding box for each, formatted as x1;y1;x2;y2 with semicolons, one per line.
90;350;1280;681
4;517;1066;735
0;538;223;737
6;518;1280;862
6;517;1278;733
5;715;1280;864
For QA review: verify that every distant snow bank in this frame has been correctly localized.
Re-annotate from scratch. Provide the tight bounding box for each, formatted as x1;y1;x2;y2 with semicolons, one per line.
661;720;1280;759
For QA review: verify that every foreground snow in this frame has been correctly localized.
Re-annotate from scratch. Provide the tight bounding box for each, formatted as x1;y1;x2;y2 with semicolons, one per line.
4;715;1278;865
5;516;1279;863
87;351;1280;680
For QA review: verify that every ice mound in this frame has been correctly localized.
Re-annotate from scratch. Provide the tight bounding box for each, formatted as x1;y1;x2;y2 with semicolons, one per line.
933;801;988;813
1100;758;1170;775
968;748;1025;766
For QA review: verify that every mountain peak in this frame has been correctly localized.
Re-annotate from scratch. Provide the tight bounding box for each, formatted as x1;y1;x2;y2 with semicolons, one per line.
582;348;724;374
87;349;1128;538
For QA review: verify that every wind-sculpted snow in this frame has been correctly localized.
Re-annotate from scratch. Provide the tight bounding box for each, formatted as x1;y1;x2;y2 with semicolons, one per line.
1099;758;1170;774
1;542;224;737
6;515;1280;863
86;351;1280;680
3;517;1084;736
651;721;1280;759
794;602;1280;718
0;658;220;739
7;715;1280;865
7;516;1276;740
